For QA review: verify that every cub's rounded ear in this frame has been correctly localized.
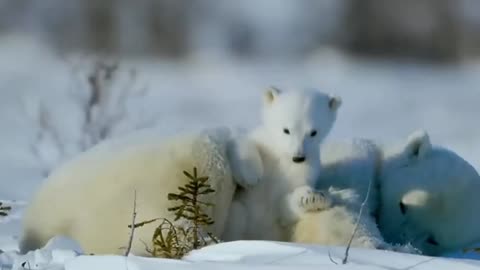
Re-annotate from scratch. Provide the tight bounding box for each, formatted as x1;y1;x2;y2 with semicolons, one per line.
405;130;431;159
328;95;342;111
264;86;282;105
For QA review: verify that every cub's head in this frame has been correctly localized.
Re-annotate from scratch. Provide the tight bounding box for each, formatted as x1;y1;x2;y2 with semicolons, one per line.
261;86;341;164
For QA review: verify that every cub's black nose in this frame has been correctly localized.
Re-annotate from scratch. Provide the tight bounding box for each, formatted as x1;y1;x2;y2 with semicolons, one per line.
292;156;306;163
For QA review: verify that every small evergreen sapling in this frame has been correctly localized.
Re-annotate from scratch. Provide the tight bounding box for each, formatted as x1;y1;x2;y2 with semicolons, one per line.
168;167;215;249
129;166;218;258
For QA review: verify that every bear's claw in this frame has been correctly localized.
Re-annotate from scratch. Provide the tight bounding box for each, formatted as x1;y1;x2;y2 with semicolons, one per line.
293;185;332;212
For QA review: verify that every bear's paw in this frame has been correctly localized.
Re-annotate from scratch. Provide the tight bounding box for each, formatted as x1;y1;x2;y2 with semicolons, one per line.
292;185;333;212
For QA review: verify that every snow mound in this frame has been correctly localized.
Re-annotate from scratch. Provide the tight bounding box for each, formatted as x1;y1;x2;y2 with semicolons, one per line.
0;236;82;270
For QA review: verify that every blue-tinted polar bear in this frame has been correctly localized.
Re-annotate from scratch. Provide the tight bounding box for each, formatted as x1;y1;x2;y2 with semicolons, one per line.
291;131;480;255
378;131;480;255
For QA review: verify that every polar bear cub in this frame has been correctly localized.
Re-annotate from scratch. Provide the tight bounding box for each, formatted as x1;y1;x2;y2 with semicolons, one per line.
222;87;342;241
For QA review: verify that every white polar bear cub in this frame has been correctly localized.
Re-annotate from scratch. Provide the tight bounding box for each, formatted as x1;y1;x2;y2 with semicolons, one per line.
20;127;262;256
378;130;480;256
222;87;342;241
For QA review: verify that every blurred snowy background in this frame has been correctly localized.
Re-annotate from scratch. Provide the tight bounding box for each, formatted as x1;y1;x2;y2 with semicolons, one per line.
0;0;480;255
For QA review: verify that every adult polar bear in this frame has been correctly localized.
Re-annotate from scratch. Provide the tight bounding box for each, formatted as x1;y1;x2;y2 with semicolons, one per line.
222;87;342;241
20;127;263;256
378;131;480;255
291;130;480;255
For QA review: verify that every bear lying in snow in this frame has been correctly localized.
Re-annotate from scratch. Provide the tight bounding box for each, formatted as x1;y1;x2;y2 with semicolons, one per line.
378;130;480;255
290;130;480;255
20;127;262;256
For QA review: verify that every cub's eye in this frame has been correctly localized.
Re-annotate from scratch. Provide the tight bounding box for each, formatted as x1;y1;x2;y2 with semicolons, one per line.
310;130;317;137
283;128;290;135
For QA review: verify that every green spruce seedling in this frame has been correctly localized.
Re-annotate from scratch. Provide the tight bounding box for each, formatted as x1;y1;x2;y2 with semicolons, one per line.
129;166;217;258
168;167;215;249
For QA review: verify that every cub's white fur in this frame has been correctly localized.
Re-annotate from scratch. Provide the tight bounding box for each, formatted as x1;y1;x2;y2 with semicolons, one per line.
222;87;341;241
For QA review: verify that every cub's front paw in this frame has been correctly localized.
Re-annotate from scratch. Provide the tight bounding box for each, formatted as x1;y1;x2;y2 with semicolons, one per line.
292;186;332;212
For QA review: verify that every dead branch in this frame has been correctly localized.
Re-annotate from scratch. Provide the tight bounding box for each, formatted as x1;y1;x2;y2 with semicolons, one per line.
125;190;137;256
328;250;339;265
27;102;65;177
342;175;374;264
128;218;161;229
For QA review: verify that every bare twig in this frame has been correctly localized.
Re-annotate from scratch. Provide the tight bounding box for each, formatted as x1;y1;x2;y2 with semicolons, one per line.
206;232;220;244
342;175;374;264
128;218;161;229
27;102;65;176
125;190;137;256
328;250;339;265
86;61;118;124
84;61;122;145
21;261;32;270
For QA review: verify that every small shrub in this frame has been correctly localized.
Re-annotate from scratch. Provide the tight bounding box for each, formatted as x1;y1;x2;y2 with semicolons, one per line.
130;167;218;259
0;202;11;217
167;167;215;249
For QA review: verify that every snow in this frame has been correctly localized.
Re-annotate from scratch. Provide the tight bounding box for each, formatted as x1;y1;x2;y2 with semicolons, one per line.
1;34;480;269
2;240;480;270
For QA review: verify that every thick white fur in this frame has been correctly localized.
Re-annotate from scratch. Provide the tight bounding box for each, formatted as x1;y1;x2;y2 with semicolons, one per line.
289;139;387;249
378;130;480;255
20;127;261;256
292;130;480;255
222;87;341;241
318;139;381;216
292;187;384;249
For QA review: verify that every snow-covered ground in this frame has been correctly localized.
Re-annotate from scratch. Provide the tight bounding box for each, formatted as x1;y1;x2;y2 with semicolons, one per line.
2;239;480;270
1;35;480;269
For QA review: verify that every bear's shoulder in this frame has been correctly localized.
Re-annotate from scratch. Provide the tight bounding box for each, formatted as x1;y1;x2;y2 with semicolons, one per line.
320;138;380;178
